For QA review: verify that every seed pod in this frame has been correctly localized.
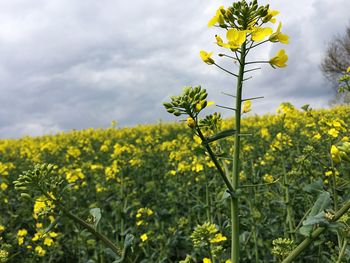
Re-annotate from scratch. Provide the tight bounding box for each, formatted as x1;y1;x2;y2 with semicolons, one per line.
200;93;208;100
174;111;182;116
20;193;32;200
15;186;28;191
163;102;173;109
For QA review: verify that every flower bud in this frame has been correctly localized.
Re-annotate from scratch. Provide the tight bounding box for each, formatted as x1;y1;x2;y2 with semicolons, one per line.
174;111;181;116
187;117;196;128
20;193;32;200
163;102;173;109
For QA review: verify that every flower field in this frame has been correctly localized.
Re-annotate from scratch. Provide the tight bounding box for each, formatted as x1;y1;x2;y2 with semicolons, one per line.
0;103;350;262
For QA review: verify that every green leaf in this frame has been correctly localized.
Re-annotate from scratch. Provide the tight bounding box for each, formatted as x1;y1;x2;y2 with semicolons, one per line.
299;225;313;237
205;129;236;143
303;211;328;226
113;234;134;263
221;189;231;202
299;191;332;237
90;208;102;229
309;191;331;217
303;179;324;194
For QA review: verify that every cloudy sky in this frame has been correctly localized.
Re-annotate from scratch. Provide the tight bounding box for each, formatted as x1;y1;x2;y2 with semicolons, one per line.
0;0;349;138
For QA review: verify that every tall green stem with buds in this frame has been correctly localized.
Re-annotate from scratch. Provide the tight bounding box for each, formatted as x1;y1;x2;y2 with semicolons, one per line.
230;41;246;262
164;0;289;261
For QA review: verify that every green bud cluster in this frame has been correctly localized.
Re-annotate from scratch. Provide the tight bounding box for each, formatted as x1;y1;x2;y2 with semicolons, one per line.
0;249;9;263
220;0;269;30
13;163;64;201
163;86;208;118
199;112;222;132
271;237;294;258
190;222;218;248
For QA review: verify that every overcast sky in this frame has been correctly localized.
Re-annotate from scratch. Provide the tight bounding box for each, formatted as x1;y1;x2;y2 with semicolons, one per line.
0;0;349;138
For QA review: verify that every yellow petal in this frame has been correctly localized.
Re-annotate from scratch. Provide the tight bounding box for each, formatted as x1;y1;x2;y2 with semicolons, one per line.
251;27;273;42
269;49;288;68
242;100;252;113
200;51;214;65
269;22;289;44
226;29;246;48
208;6;225;27
215;35;224;47
207;101;215;107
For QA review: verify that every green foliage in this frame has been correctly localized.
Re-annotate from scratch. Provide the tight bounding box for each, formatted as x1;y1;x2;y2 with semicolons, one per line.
0;105;349;262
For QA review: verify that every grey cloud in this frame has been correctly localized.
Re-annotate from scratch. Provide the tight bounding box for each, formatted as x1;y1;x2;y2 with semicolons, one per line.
0;0;349;138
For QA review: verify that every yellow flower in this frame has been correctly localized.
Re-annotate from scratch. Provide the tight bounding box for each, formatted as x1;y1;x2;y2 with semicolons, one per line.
225;260;232;263
263;174;274;183
200;51;215;65
195;101;209;112
263;9;280;23
242;100;252;113
203;258;212;263
146;208;153;216
328;128;339;138
192;163;204;173
18;237;25;245
225;29;246;49
208;6;225;27
215;35;224;47
313;133;321;140
17;229;28;237
187;117;196;128
347;66;350;72
43;237;54;247
325;171;333;177
140;233;148;242
269;49;288;68
0;225;5;232
34;246;46;257
342;136;349;142
32;232;42;241
49;232;58;238
0;182;8;191
331;145;341;163
33;196;55;219
261;128;270;139
269;22;289;44
251;27;273;42
210;233;227;243
65;168;85;184
17;228;28;245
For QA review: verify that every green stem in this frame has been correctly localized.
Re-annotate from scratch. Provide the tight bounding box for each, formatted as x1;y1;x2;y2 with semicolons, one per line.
251;160;259;262
37;186;121;256
206;180;211;223
231;42;247;263
336;239;348;263
281;200;350;263
56;202;121;256
196;128;234;194
330;150;342;248
282;160;295;239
